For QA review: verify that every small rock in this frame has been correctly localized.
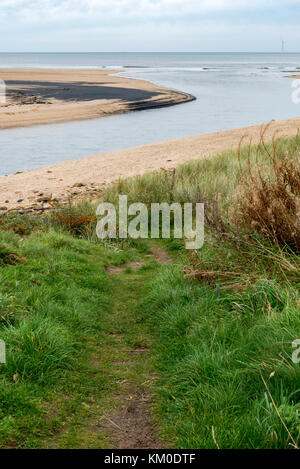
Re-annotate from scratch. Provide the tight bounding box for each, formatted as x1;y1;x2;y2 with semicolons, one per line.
37;193;52;202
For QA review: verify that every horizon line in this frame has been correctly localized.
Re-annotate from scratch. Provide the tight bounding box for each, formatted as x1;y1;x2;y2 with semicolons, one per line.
0;50;299;54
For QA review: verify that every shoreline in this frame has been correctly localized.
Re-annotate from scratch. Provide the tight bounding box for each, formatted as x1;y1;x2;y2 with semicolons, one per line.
1;117;300;212
0;68;195;130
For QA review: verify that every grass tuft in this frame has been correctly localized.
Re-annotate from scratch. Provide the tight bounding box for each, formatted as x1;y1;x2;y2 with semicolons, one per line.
234;137;300;252
0;316;74;384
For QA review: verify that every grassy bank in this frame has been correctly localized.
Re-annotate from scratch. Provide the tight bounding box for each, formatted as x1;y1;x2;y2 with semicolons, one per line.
102;134;300;449
0;134;299;448
141;239;300;448
0;225;161;448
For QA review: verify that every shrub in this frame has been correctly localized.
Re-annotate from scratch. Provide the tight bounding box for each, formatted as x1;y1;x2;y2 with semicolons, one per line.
0;212;44;236
49;203;97;238
234;139;300;252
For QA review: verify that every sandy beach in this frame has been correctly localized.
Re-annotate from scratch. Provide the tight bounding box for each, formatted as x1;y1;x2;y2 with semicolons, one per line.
1;67;299;212
1;117;300;212
0;68;195;129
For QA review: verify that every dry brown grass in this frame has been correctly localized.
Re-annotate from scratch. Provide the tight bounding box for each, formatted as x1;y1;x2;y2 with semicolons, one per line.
234;135;300;253
0;211;44;236
186;134;300;289
49;203;97;237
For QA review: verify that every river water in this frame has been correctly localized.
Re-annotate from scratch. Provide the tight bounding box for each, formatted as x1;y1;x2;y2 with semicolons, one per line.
0;52;299;175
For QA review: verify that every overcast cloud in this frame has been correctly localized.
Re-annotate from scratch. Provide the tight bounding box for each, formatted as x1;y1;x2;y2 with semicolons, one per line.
0;0;299;51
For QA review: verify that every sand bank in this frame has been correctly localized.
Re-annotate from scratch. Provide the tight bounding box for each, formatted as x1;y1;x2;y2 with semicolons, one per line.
0;68;195;130
1;118;300;212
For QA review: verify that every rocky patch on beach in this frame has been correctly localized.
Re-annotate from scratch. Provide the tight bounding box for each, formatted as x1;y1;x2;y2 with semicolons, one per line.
0;181;106;215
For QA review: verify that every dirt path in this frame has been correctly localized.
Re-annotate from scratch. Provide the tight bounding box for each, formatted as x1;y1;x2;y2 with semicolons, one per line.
101;389;161;449
100;244;172;449
44;243;172;449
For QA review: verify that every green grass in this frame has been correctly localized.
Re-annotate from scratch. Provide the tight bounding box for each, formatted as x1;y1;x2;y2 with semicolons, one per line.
140;240;300;448
0;135;299;449
0;227;160;448
101;135;300;206
101;135;300;449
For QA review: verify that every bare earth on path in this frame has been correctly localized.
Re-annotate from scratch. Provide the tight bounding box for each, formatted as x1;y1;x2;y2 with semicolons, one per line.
1;117;300;211
43;243;170;450
100;245;171;450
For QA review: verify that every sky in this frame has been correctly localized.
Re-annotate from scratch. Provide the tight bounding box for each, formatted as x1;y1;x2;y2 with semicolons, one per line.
0;0;299;52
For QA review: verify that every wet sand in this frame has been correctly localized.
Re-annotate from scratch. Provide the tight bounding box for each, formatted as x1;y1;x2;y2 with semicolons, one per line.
1;117;300;212
0;68;195;129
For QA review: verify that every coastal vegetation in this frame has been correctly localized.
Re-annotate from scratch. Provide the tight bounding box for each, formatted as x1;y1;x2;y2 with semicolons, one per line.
0;135;299;449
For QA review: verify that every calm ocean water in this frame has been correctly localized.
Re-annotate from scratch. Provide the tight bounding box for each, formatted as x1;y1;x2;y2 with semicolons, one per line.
0;52;300;175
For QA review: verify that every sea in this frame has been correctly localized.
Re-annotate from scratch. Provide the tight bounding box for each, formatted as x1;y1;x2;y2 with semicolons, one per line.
0;52;300;175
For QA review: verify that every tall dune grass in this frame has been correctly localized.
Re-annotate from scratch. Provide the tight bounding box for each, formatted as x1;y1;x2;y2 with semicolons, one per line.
234;138;300;252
